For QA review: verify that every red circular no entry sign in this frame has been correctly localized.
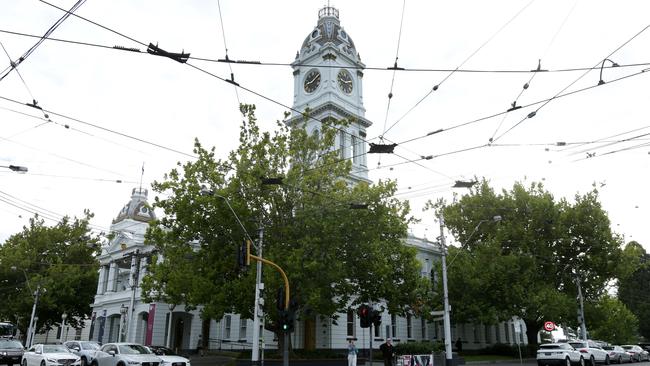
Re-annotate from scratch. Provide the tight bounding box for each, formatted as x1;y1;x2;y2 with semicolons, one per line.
544;321;556;332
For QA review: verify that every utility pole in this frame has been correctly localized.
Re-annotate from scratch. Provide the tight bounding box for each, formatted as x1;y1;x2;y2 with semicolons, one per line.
126;250;141;343
575;273;587;341
252;225;264;365
439;215;453;366
26;285;42;348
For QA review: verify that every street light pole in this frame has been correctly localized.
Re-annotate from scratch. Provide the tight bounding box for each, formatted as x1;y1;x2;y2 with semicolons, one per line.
438;215;453;366
26;286;41;348
575;273;587;341
167;304;176;348
252;224;264;365
61;313;68;342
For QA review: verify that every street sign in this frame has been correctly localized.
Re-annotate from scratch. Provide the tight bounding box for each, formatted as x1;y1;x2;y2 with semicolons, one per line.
544;321;556;332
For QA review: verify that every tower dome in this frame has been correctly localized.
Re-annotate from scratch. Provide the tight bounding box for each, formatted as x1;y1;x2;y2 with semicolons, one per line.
112;187;156;224
299;7;359;62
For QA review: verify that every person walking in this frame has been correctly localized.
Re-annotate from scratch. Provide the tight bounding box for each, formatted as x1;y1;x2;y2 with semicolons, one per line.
347;339;358;366
455;337;463;353
380;338;395;366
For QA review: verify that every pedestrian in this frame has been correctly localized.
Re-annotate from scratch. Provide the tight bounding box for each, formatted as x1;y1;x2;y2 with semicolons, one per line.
380;338;395;366
455;337;463;353
348;339;358;366
197;334;204;357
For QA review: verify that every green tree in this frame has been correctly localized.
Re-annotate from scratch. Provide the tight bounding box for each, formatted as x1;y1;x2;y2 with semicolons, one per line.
618;241;650;340
141;105;428;343
436;180;621;345
585;295;638;344
0;213;100;340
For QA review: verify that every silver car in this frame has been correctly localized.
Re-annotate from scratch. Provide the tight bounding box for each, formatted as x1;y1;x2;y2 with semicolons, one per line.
90;344;161;366
64;341;101;366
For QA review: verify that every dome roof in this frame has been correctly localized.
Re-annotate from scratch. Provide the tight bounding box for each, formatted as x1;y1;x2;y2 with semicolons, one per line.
113;188;156;224
300;7;358;61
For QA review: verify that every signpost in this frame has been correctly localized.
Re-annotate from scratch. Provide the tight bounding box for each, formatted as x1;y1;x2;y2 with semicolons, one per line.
544;321;556;332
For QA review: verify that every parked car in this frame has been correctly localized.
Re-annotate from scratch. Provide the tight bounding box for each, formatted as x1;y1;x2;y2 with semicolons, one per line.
64;341;101;366
90;343;161;366
569;341;610;366
145;347;190;366
21;344;81;366
602;346;631;364
0;339;24;366
621;345;649;362
538;343;585;366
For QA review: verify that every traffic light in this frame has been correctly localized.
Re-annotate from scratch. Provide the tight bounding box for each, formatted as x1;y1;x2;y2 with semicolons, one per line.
371;309;382;327
278;308;295;333
358;304;371;328
237;239;251;269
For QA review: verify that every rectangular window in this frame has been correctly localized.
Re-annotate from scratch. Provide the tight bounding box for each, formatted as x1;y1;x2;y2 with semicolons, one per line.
374;321;381;337
433;322;437;339
385;325;390;339
391;314;397;339
474;326;479;343
347;309;355;337
421;318;426;340
340;131;346;159
239;318;247;340
485;325;492;344
224;315;232;339
407;315;413;339
56;326;62;339
75;327;82;340
352;135;358;163
511;324;516;344
495;324;501;343
505;323;510;343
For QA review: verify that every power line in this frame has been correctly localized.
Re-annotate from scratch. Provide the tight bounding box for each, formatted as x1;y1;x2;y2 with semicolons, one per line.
381;0;536;137
3;28;650;75
216;0;242;107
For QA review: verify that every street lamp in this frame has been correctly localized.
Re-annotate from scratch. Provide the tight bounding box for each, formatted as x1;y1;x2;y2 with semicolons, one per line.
0;164;28;173
11;266;41;348
61;312;68;342
166;304;176;348
437;214;502;366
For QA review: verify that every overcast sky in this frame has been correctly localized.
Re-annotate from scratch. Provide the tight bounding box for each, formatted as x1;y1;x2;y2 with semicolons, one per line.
1;0;649;250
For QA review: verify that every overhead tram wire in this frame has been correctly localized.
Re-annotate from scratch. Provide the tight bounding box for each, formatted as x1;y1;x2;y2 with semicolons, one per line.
216;0;242;107
489;0;578;142
0;0;87;83
0;95;197;159
380;0;536;138
491;23;650;143
4;29;650;75
396;67;650;147
558;124;650;153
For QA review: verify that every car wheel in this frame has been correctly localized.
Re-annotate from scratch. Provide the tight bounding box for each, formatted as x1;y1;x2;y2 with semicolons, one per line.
566;357;572;366
590;356;596;366
606;356;611;365
90;360;98;366
80;357;87;366
580;357;586;366
22;360;27;366
40;361;46;366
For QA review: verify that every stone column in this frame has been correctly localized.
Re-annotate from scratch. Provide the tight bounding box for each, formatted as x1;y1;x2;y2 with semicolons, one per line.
106;262;117;292
96;265;107;294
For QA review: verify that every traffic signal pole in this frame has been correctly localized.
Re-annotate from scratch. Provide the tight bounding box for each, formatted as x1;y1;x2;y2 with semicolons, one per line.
439;215;453;366
252;226;264;365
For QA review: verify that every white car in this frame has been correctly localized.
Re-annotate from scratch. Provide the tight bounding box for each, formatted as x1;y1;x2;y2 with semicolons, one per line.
621;345;650;362
145;347;190;366
537;343;585;366
569;341;610;366
21;344;81;366
90;343;161;366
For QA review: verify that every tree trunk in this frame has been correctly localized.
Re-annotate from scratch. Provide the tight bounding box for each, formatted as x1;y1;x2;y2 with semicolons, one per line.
525;318;541;346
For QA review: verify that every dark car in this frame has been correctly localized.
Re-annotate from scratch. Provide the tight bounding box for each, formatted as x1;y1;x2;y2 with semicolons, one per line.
0;339;24;366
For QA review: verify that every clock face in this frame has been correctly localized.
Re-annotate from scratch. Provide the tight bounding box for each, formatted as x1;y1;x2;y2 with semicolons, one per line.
303;69;321;93
337;69;353;94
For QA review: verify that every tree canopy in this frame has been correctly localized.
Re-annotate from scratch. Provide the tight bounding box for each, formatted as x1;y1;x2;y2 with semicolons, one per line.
0;213;100;338
141;105;429;329
436;180;622;344
585;295;638;344
618;241;650;340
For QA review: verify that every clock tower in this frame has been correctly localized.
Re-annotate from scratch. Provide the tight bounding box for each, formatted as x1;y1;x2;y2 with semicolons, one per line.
287;6;372;183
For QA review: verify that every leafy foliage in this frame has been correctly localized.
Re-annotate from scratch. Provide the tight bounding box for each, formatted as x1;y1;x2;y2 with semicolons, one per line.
141;105;429;330
585;295;638;344
0;213;100;336
618;242;650;340
433;180;621;344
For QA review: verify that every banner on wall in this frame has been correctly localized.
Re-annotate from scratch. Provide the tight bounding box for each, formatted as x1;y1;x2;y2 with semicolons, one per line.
145;304;156;345
397;354;434;366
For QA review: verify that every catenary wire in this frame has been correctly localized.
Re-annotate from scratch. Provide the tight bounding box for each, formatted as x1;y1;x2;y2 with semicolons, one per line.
3;29;650;75
491;23;650;143
379;0;407;138
381;0;535;138
216;0;242;107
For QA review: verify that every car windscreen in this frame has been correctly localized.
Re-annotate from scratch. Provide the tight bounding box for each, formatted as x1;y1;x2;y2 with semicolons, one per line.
119;345;152;355
81;342;100;350
0;340;23;349
43;345;71;353
540;345;562;349
603;346;614;350
570;343;586;349
622;346;633;350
